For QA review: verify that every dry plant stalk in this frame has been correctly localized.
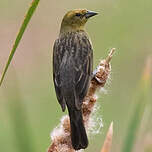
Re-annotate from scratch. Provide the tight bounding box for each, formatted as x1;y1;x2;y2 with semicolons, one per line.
48;48;115;152
101;122;113;152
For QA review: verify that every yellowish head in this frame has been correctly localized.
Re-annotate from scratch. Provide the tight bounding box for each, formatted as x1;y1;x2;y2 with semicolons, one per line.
60;9;98;33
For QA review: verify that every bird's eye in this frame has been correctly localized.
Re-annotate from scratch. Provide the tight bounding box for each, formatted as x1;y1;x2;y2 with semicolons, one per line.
75;13;81;17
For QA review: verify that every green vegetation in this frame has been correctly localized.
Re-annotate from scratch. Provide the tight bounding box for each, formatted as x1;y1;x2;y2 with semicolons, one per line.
122;59;151;152
0;0;40;86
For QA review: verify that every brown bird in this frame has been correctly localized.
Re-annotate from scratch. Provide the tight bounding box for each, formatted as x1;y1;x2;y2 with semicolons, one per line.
53;9;97;150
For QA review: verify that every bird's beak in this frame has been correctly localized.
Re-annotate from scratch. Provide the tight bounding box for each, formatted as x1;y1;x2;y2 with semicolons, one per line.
85;11;98;19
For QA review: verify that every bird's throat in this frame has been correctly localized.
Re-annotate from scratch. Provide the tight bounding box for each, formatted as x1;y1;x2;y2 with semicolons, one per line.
60;24;85;34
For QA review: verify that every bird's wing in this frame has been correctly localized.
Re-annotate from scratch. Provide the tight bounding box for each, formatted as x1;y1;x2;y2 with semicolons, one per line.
53;39;66;111
73;35;93;108
53;33;93;111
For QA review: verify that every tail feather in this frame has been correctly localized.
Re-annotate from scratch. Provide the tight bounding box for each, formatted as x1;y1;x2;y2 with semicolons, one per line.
67;105;88;150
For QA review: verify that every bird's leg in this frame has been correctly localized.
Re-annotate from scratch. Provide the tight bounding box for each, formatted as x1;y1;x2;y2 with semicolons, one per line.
92;48;115;85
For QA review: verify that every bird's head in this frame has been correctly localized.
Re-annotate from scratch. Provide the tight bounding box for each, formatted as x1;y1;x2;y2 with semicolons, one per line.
60;9;98;33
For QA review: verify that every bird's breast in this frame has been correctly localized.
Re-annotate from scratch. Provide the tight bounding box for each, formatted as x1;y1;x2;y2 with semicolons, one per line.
58;31;92;59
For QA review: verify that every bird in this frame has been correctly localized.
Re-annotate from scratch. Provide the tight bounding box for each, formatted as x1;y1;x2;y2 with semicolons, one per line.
53;9;98;150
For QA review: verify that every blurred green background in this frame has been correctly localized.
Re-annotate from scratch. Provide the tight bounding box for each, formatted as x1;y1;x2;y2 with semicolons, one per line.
0;0;152;152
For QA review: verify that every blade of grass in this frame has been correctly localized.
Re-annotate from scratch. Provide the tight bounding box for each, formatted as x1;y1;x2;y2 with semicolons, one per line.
101;122;113;152
122;57;151;152
0;0;40;86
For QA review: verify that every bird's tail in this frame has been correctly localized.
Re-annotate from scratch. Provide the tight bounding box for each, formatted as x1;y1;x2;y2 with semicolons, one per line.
67;105;88;150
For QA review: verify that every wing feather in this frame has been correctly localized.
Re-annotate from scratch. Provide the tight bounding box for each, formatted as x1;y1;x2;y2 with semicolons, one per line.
53;39;66;111
74;35;93;105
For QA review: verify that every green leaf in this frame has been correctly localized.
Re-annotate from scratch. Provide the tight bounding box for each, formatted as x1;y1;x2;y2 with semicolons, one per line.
0;0;40;86
122;58;151;152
